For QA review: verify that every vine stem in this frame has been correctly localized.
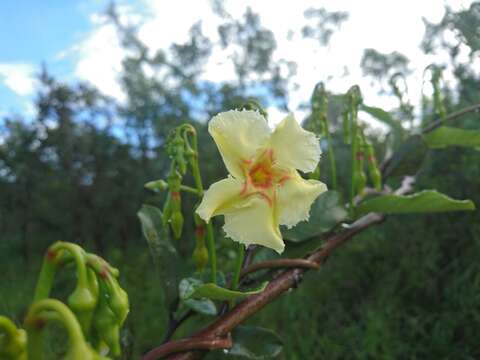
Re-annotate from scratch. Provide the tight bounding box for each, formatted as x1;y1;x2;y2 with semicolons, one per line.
421;102;480;134
143;103;480;359
184;126;217;284
240;258;319;278
229;243;245;308
143;335;232;360
144;212;385;360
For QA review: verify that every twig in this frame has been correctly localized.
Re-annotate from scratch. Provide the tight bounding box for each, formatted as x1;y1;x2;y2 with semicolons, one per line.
240;259;319;278
162;311;194;344
143;335;232;360
165;212;385;360
421;102;480;134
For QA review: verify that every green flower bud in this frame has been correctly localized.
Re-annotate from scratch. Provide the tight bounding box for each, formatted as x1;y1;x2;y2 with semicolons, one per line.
67;281;98;335
144;179;169;192
93;287;121;357
106;278;129;326
0;317;27;360
193;225;208;272
170;211;184;239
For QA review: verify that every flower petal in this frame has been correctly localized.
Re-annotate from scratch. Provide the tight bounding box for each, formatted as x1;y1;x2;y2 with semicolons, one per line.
277;171;327;228
223;196;284;254
269;114;321;173
196;177;244;222
209;110;271;179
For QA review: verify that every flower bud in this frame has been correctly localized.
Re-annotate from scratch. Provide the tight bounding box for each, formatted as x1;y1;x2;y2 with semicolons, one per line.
144;179;169;192
193;225;208;272
169;210;184;239
67;282;98;335
93;288;121;357
0;317;27;360
106;278;129;326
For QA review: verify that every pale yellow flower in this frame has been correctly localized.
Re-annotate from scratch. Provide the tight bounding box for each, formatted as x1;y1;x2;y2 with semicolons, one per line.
196;110;327;253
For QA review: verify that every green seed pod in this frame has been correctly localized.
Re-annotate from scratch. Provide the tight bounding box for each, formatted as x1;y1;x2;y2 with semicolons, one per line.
105;278;129;326
93;285;121;357
170;210;184;239
67;281;98;335
365;143;382;191
193;224;208;272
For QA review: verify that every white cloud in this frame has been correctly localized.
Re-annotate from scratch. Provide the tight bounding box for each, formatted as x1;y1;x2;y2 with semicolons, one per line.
0;63;37;96
62;0;473;127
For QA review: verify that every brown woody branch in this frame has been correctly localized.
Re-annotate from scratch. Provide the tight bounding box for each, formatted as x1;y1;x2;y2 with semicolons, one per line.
140;101;480;359
143;334;232;360
422;102;480;134
240;258;319;278
145;212;385;360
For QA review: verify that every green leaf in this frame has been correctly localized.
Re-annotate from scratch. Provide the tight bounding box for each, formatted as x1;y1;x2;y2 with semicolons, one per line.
423;126;480;149
383;135;428;178
361;104;405;147
183;298;217;316
282;191;347;242
227;326;283;359
356;190;475;216
179;278;268;301
137;204;184;307
361;105;404;132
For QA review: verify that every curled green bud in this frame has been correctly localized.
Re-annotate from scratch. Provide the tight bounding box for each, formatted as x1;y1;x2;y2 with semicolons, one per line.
0;316;27;360
25;299;106;360
93;285;121;357
67;282;98;335
144;179;169;192
105;278;129;326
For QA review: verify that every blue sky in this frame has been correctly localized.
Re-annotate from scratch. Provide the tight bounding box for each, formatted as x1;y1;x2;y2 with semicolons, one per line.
0;0;475;125
0;0;110;115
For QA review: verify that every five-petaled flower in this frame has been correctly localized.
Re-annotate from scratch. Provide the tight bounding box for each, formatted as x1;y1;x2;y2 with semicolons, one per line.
196;110;327;253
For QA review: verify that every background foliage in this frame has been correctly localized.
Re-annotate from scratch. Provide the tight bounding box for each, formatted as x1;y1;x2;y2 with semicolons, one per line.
1;3;479;358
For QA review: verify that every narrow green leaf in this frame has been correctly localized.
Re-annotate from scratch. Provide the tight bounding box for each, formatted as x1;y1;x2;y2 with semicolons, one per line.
423;126;480;149
361;105;403;131
137;204;184;306
227;326;283;359
356;190;475;216
282;191;347;242
383;135;428;177
179;278;268;301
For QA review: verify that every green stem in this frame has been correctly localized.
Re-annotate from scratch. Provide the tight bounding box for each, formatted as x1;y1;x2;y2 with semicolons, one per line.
0;316;18;340
323;120;337;190
206;223;217;284
349;112;357;217
180;184;199;195
184;126;217;283
26;299;87;360
230;243;245;308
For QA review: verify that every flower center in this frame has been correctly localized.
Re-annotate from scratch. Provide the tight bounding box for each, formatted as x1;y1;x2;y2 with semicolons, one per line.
249;163;273;189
